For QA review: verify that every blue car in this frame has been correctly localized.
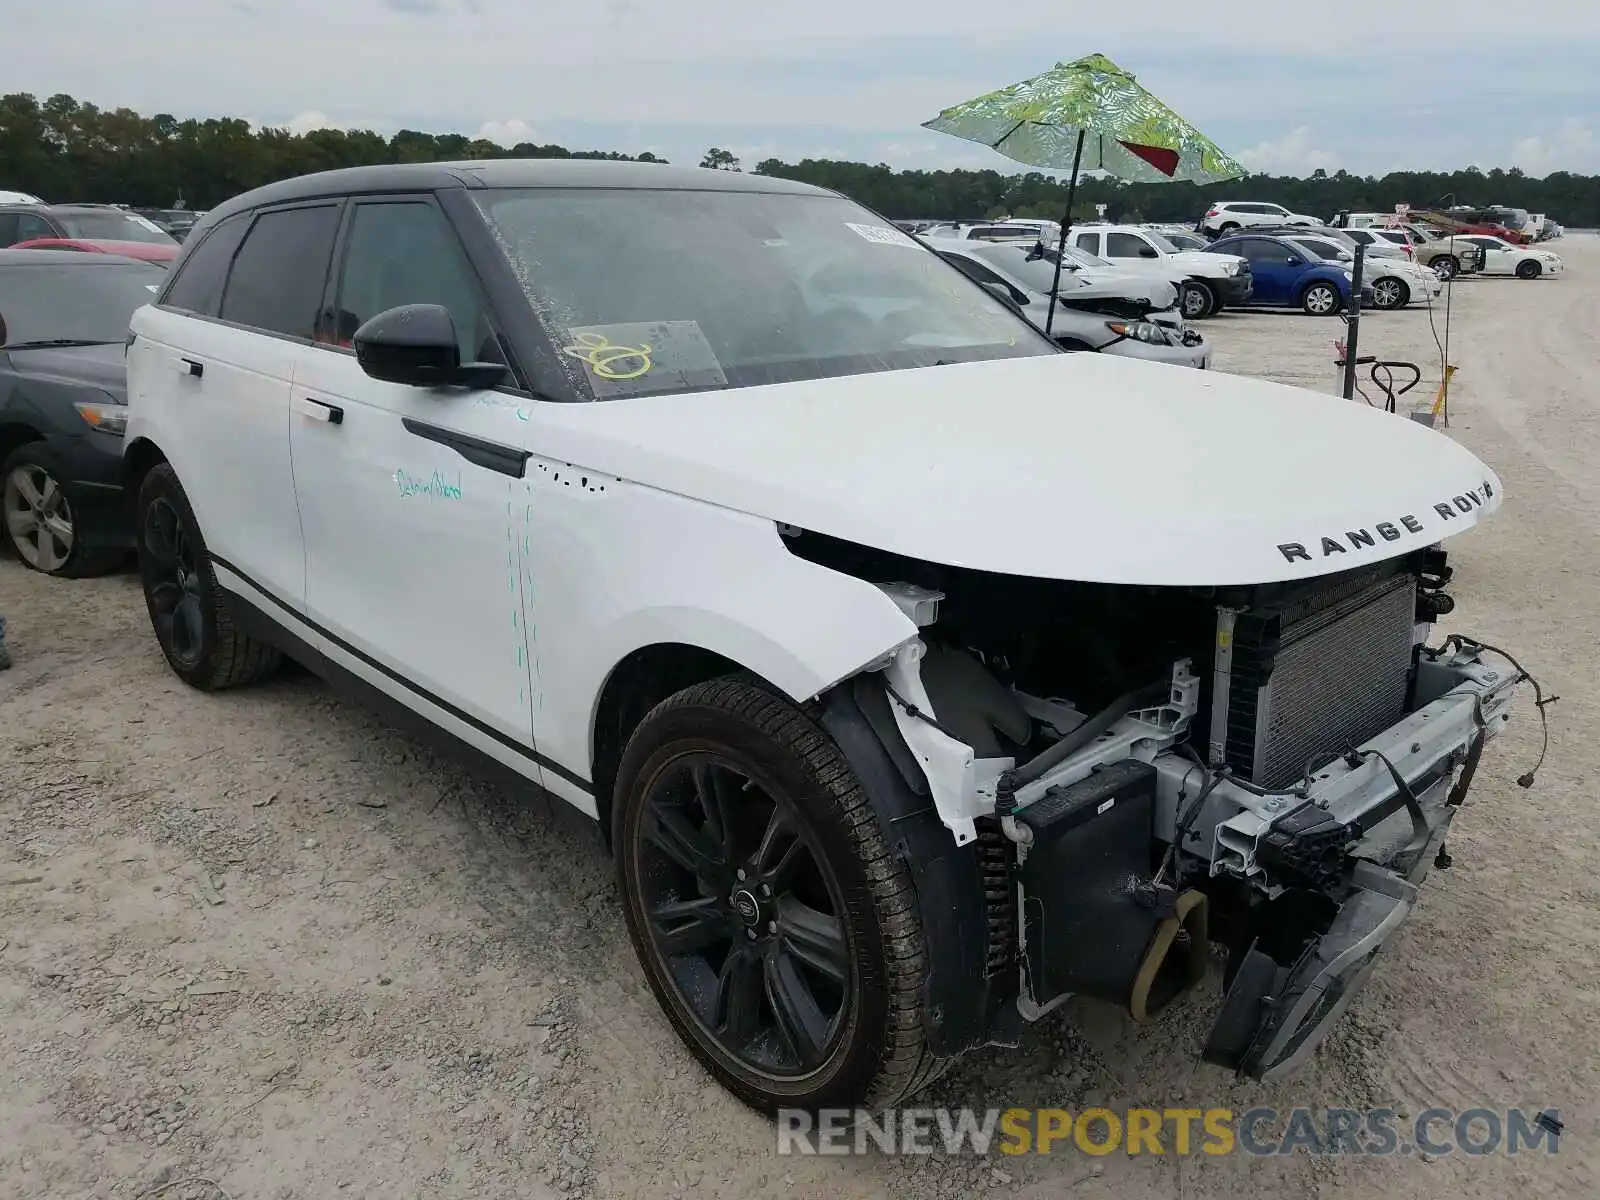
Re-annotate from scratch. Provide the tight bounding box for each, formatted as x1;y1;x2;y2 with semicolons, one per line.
1205;234;1375;315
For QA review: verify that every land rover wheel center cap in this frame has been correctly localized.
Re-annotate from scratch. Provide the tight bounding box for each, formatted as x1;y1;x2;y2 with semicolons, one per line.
731;888;764;927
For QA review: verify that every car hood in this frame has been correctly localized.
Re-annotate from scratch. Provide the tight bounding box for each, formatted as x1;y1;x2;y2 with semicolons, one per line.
523;353;1501;587
4;342;127;399
1170;249;1243;272
1053;275;1179;312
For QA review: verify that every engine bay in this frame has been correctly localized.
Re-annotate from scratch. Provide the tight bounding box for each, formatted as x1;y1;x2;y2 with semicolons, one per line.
784;525;1524;1077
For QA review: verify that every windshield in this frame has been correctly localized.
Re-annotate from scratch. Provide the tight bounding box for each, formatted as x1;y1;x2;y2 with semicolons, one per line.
0;261;165;345
474;187;1057;400
1164;231;1206;250
56;210;177;245
1142;231;1179;254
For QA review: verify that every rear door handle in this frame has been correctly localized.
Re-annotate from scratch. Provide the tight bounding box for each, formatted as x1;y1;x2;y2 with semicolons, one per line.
292;396;344;425
178;357;203;378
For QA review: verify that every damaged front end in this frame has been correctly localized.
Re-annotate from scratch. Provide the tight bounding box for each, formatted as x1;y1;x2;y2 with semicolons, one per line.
797;532;1533;1080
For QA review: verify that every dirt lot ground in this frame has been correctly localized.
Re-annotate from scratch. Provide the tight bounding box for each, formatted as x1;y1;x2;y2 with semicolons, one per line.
2;238;1596;1200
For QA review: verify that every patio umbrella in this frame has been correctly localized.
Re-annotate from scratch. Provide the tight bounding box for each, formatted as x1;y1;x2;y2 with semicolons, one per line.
922;53;1247;334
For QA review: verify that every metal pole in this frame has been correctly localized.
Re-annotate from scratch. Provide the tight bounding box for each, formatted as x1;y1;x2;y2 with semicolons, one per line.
1341;242;1366;400
1044;128;1087;337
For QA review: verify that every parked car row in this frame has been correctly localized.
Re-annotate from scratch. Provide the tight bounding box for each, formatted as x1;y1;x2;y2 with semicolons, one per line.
1197;200;1568;282
903;216;1426;330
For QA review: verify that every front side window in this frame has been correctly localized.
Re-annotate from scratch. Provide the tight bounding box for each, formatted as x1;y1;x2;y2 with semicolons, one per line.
0;261;168;346
162;213;250;317
1240;238;1294;264
55;210;175;245
325;200;496;362
219;205;339;339
1105;232;1153;258
473;187;1055;400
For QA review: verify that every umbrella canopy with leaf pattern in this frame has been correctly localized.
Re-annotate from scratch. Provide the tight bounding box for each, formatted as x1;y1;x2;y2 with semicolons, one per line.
922;53;1247;184
923;53;1248;333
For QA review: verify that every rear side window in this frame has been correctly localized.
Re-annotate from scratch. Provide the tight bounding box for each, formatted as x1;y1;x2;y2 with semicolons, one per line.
161;214;250;316
1073;232;1098;252
0;214;17;246
219;205;340;339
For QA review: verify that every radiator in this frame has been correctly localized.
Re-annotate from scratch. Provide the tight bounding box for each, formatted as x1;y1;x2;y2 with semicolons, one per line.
1221;569;1418;790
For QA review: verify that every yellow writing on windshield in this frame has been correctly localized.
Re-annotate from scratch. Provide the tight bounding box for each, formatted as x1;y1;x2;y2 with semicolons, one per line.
562;331;653;380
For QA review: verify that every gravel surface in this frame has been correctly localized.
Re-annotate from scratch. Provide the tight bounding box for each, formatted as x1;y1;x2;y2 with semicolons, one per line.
2;237;1596;1199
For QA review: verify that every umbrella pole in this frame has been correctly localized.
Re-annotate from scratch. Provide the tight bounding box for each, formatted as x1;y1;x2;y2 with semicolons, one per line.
1044;128;1087;338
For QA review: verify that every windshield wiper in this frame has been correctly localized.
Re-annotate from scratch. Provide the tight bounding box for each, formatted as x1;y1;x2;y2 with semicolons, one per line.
2;338;122;350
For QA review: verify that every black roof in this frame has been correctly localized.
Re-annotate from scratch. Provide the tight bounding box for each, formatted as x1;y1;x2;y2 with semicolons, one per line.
0;248;159;268
204;160;835;226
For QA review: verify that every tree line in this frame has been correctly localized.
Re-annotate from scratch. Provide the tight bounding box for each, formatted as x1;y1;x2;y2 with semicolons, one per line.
3;92;1596;227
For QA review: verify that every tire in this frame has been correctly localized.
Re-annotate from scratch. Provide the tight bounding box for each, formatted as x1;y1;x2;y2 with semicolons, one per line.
1431;255;1459;281
1370;276;1409;310
1180;281;1216;319
1515;260;1541;279
614;678;937;1113
1;442;122;578
1301;281;1340;316
135;462;280;690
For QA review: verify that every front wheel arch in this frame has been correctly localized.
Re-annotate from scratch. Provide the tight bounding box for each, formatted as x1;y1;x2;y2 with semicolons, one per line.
592;642;746;848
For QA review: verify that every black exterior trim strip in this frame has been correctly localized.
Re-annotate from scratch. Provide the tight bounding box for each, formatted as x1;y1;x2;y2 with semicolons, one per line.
401;417;531;478
208;551;592;794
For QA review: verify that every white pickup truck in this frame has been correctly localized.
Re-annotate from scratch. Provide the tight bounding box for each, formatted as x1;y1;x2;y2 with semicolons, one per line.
1069;223;1254;320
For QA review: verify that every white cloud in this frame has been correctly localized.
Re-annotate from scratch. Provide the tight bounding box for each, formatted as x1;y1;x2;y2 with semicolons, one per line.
475;118;541;147
277;110;355;135
1510;118;1598;177
1238;127;1336;177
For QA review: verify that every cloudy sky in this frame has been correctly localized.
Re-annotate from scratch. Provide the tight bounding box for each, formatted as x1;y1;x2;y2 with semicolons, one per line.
5;0;1597;177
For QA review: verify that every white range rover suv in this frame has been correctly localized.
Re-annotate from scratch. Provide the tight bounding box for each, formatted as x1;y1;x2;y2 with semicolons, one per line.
124;161;1530;1113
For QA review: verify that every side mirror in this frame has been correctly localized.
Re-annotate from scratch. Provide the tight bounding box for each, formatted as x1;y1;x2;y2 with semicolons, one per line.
352;304;507;389
1284;255;1303;266
1138;246;1159;258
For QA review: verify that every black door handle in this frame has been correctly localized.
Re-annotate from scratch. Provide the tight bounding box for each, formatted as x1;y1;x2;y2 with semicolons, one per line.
292;396;344;425
179;357;204;378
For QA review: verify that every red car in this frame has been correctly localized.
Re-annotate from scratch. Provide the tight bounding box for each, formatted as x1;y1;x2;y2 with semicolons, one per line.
10;236;178;266
0;202;181;264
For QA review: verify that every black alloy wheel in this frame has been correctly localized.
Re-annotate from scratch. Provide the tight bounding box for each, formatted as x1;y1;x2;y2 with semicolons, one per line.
143;496;205;670
634;752;851;1078
135;463;279;690
614;679;940;1112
